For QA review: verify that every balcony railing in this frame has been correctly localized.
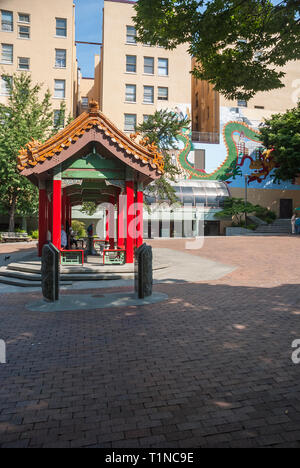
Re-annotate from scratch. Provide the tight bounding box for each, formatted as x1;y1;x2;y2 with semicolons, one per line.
192;132;220;144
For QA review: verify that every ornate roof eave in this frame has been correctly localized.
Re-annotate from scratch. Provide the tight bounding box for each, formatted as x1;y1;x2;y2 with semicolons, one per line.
18;101;164;178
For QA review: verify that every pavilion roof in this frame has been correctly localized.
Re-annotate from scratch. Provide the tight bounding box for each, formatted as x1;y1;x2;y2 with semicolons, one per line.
17;101;164;179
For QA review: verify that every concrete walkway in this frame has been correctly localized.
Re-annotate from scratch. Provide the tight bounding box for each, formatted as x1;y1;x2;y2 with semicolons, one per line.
27;291;169;313
0;247;235;294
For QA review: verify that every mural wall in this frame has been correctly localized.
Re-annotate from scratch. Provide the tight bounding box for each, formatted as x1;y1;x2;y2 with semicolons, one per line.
177;107;300;192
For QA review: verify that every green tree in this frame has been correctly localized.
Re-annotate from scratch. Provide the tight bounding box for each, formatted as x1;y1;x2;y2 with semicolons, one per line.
136;109;190;203
80;202;98;216
259;101;300;181
134;0;300;100
0;73;54;231
215;197;262;225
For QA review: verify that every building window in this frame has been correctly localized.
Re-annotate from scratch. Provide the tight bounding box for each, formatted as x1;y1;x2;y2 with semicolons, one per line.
158;87;168;101
54;109;65;128
18;57;30;70
56;18;67;37
143;114;151;123
237;100;247;107
1;10;13;32
125;84;136;103
158;58;168;76
143;86;154;104
124;114;136;132
126;55;136;73
1;75;12;95
81;97;89;108
18;13;30;24
126;26;136;44
54;80;66;99
194;149;206;171
1;44;13;64
18;25;30;39
144;57;154;75
55;49;66;68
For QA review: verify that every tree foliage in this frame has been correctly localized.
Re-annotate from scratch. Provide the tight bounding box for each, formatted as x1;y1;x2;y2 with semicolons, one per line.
215;197;263;225
136;109;190;203
0;73;54;231
259;101;300;181
80;202;98;216
134;0;300;100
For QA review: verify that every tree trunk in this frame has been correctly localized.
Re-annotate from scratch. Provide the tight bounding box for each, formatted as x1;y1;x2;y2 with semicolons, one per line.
8;196;17;232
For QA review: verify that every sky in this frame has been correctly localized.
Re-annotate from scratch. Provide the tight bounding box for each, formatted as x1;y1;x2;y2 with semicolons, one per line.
74;0;104;78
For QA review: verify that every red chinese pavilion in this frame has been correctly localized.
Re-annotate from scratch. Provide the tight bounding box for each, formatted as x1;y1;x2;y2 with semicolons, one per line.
18;102;164;263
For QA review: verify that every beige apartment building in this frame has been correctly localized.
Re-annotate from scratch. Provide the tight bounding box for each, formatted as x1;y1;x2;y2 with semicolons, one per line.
192;60;300;136
99;0;191;132
0;0;77;123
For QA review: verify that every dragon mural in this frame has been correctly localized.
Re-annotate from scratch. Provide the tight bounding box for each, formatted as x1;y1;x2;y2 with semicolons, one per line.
177;122;278;185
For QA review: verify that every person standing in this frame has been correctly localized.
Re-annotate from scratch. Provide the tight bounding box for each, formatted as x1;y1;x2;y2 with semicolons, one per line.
61;225;67;249
291;213;296;234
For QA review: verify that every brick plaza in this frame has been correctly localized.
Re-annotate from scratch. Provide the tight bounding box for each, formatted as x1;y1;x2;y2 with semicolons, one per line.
0;237;300;448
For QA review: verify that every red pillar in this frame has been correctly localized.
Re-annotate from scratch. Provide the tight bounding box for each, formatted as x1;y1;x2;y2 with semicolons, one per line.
62;189;67;229
105;207;109;243
47;194;52;238
38;186;48;257
68;198;72;227
52;179;62;249
117;193;125;249
109;196;115;249
136;190;144;248
126;180;134;263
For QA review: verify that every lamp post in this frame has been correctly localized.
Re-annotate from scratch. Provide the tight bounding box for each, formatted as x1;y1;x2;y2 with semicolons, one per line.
244;174;249;228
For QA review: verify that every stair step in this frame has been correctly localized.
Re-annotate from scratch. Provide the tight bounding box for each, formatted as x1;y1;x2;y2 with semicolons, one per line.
0;276;72;288
0;268;41;281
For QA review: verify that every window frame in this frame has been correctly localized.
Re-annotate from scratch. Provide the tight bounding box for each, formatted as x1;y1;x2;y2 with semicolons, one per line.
144;56;154;75
1;43;13;64
55;49;67;68
1;75;12;95
18;24;30;39
18;57;30;71
18;13;30;24
53;109;65;128
56;18;67;37
125;84;137;103
158;58;169;76
54;79;66;99
143;85;154;104
237;99;248;108
126;25;136;44
143;114;151;123
81;97;89;108
124;113;137;132
126;55;137;74
1;10;13;32
158;86;168;101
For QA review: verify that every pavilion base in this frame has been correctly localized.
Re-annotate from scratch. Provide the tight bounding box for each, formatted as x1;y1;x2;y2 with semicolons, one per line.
0;255;168;287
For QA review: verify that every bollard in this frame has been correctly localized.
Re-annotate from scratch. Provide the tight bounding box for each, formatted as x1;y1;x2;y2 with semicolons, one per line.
41;243;60;302
135;243;153;299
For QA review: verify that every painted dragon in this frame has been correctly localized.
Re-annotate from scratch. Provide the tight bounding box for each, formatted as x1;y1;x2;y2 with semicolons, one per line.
177;122;277;184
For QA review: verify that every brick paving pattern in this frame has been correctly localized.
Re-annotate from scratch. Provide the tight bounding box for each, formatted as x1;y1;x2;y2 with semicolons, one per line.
1;237;300;448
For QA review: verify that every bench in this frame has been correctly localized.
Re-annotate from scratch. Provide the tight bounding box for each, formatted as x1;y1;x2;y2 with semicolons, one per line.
1;232;31;243
103;249;126;265
60;249;84;265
